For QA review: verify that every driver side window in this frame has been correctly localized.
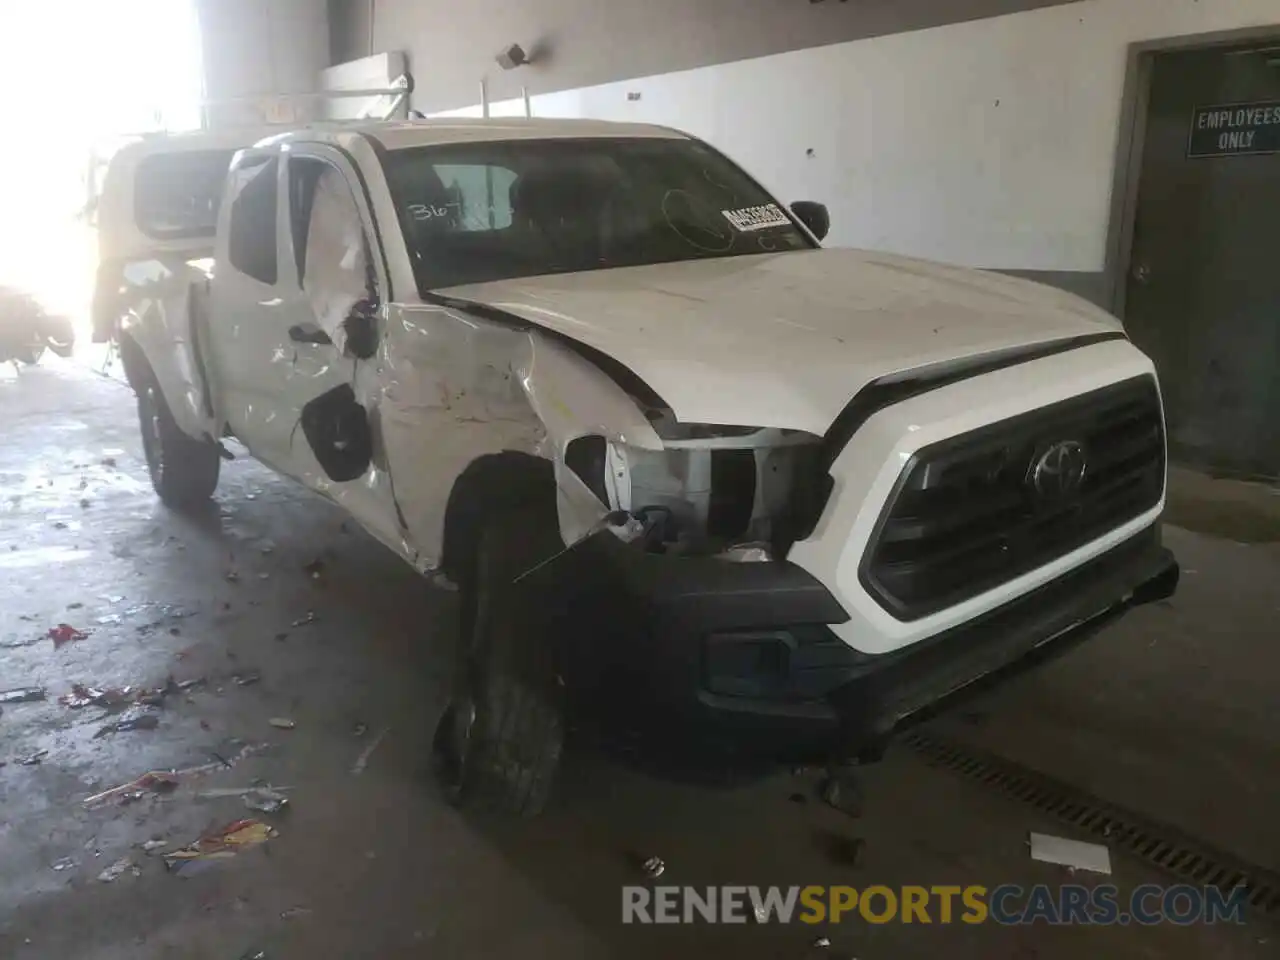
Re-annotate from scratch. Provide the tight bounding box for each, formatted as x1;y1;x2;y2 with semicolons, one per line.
288;157;374;336
227;157;279;285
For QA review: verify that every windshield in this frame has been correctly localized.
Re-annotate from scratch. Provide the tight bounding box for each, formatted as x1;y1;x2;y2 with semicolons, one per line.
380;137;814;291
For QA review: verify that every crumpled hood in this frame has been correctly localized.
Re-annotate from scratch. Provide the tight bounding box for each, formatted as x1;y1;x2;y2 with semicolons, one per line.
436;248;1123;435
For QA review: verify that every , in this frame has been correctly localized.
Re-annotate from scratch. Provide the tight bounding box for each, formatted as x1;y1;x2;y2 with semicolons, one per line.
95;116;1178;816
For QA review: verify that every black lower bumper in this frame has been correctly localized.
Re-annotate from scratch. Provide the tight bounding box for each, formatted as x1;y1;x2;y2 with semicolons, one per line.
533;525;1178;762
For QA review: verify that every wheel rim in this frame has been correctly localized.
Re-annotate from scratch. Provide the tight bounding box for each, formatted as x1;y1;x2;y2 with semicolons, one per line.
432;696;477;800
139;386;163;487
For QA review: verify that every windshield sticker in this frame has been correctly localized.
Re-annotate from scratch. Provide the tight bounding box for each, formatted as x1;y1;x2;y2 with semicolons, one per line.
722;204;790;232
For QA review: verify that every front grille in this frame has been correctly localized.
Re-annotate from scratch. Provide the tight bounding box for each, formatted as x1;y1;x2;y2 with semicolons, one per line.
862;376;1165;621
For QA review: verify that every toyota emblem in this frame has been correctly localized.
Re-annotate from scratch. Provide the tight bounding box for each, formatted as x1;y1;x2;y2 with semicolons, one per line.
1030;441;1088;498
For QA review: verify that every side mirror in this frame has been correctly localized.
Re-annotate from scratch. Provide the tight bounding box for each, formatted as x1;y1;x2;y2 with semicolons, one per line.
791;201;830;241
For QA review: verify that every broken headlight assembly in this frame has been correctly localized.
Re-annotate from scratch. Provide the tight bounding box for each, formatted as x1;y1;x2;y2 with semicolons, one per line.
566;419;826;561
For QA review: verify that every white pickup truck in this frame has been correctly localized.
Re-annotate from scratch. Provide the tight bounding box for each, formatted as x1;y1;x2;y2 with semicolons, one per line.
106;118;1178;815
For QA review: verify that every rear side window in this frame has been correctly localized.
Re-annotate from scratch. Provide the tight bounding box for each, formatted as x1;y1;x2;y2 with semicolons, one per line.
134;150;237;240
227;158;279;285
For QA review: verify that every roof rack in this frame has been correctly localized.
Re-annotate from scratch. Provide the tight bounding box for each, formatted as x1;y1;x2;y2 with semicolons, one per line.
200;72;415;126
82;72;415;221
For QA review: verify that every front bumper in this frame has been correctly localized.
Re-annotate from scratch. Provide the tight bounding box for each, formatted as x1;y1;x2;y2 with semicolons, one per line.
537;525;1177;761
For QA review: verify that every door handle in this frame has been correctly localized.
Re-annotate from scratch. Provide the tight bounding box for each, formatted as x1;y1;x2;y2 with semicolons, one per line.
288;323;332;345
1131;262;1152;285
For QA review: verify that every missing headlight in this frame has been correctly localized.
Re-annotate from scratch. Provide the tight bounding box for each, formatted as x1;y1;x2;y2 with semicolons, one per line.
565;434;609;504
707;449;756;538
603;430;821;555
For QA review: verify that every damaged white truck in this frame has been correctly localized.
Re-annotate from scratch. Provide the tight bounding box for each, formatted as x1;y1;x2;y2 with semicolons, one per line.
108;118;1179;814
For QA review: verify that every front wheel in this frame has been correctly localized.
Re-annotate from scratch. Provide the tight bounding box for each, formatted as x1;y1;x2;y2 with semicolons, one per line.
137;376;221;509
433;507;565;816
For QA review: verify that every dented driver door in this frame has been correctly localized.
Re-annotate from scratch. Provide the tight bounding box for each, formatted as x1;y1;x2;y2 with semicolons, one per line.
265;146;403;550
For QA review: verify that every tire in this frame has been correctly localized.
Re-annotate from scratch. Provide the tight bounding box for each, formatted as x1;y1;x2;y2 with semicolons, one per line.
433;506;565;816
136;371;221;509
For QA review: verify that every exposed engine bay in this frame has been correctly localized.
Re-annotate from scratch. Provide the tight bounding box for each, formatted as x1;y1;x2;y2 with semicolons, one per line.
566;409;824;562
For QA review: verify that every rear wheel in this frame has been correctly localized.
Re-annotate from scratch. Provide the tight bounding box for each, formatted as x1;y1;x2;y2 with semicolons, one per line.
136;374;220;509
433;506;565;816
